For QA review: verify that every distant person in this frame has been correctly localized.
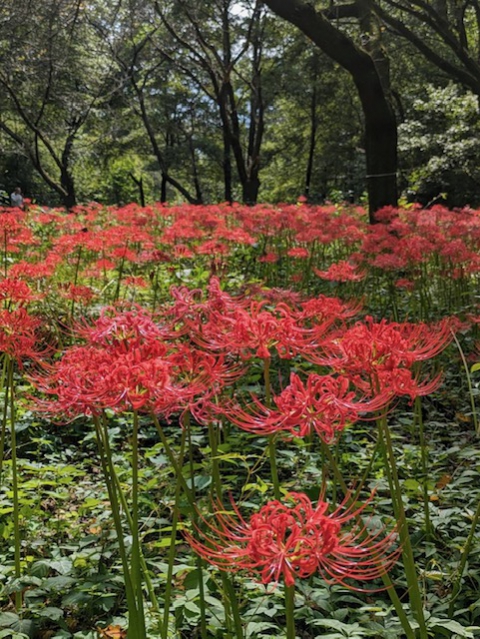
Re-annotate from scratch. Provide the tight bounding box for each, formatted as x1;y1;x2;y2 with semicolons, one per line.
10;187;24;209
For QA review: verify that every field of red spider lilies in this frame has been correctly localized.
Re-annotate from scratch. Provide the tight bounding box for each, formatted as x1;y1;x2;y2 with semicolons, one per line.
0;201;480;639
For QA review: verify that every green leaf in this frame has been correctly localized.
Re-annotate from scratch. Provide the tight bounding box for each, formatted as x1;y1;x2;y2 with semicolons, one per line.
0;612;19;627
246;621;278;637
403;478;421;492
43;576;76;590
0;631;28;639
12;619;35;638
30;560;52;578
192;475;211;490
36;607;64;621
50;558;73;575
430;618;479;637
62;590;92;606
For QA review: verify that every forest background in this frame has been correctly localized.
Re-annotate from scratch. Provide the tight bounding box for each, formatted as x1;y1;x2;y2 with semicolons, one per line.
2;0;480;215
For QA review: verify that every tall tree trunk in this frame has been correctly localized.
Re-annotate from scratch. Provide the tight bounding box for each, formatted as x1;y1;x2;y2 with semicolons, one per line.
221;0;233;203
189;140;203;204
129;173;146;207
361;82;397;214
222;127;233;203
242;176;260;204
60;168;76;209
263;0;398;221
305;66;318;199
160;172;167;203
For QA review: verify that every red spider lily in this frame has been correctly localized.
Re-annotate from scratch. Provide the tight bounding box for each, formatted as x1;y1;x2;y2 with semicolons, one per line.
286;247;309;259
32;344;185;418
166;345;243;421
314;261;366;282
259;252;279;263
0;308;42;364
195;240;231;256
0;212;23;236
124;276;148;289
395;278;415;291
77;304;171;352
169;345;242;392
9;256;60;280
186;492;399;588
323;316;455;366
59;284;96;303
314;317;455;399
32;307;221;419
223;373;390;442
171;244;195;259
195;301;320;361
294;295;361;324
0;278;38;306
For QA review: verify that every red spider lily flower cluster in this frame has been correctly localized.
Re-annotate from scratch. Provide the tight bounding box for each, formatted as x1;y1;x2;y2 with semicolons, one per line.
187;492;399;588
313;316;456;400
31;304;238;420
165;280;353;363
224;373;390;442
314;260;366;282
0;307;42;364
0;277;39;307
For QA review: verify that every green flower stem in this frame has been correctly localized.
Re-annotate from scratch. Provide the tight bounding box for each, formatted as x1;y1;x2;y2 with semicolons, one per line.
151;413;194;508
3;229;7;277
162;428;187;639
378;417;428;639
268;435;281;500
208;420;223;500
263;357;272;407
415;397;433;540
452;332;479;435
185;416;208;639
301;239;317;290
8;359;22;611
94;416;141;639
102;420;160;619
0;356;9;484
448;496;480;617
151;268;160;313
321;438;416;639
110;468;159;614
207;421;243;638
219;576;234;639
70;246;83;321
285;584;296;639
114;250;127;302
221;573;244;639
263;358;281;499
131;410;146;636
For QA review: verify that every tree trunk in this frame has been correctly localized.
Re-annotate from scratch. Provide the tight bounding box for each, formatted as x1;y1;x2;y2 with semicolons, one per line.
356;73;397;216
305;76;318;199
60;168;76;209
160;172;167;203
263;0;398;221
223;131;233;203
129;173;146;207
242;176;260;205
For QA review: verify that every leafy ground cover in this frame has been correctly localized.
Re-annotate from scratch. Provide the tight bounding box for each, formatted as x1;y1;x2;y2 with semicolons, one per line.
0;201;479;639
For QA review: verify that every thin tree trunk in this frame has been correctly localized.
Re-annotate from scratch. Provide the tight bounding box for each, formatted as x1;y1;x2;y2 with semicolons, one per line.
160;173;167;203
223;129;233;203
129;173;145;207
305;81;318;199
